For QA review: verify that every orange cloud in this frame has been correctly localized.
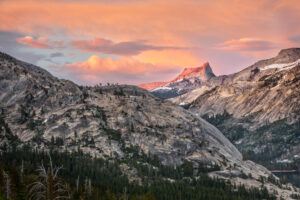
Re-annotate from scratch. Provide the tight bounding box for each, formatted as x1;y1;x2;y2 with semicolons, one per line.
62;55;180;85
16;36;65;49
1;1;299;46
16;36;52;49
71;37;184;56
3;0;299;44
2;0;300;77
217;38;277;51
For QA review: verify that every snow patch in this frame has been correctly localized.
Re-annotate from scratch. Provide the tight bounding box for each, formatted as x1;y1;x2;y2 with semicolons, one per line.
151;86;172;92
173;78;183;83
271;84;280;90
276;159;293;164
179;102;185;106
260;58;300;72
235;139;243;145
42;119;48;124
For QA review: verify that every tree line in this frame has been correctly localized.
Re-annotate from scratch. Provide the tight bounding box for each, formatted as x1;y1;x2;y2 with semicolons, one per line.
0;145;279;200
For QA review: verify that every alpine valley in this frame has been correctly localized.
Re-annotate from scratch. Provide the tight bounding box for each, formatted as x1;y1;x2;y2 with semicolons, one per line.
1;51;300;199
141;48;300;188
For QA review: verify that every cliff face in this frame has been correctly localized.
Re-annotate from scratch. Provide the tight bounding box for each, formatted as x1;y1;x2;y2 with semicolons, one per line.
170;62;215;83
0;52;298;198
139;62;216;99
171;48;300;164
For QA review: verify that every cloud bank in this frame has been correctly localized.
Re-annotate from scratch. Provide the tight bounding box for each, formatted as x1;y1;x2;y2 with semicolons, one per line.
1;0;300;84
217;38;277;51
71;37;184;56
16;36;65;49
62;55;180;85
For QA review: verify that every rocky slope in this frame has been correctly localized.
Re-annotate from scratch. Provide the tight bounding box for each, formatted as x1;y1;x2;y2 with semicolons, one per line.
0;52;299;199
139;62;216;99
171;48;300;167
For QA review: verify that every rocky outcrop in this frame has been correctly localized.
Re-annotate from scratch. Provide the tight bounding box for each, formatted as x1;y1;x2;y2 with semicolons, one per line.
139;62;216;99
170;62;215;83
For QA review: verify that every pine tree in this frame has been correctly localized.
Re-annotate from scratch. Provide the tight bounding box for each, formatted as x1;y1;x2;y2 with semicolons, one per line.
76;176;79;192
88;179;92;196
2;170;11;199
28;153;70;200
123;187;127;200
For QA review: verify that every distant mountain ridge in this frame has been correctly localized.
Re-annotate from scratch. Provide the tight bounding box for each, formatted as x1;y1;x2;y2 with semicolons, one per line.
170;62;215;83
139;62;216;98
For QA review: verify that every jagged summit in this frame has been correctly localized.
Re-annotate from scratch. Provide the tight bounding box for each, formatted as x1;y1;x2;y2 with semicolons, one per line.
139;62;215;91
171;62;215;83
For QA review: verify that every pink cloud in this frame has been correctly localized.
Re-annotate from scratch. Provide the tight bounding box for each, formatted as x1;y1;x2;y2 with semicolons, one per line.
71;37;183;56
217;38;277;51
16;36;65;49
17;36;53;49
2;0;299;77
289;35;300;43
61;55;180;85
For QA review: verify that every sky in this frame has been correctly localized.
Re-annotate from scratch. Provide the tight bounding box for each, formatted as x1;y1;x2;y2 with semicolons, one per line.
1;0;300;85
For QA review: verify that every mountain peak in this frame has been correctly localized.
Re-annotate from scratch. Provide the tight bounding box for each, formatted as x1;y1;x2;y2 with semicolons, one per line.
182;62;210;72
278;48;300;57
272;48;300;63
139;62;215;91
171;62;215;83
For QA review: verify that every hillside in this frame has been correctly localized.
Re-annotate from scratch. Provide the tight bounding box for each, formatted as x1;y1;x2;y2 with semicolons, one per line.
171;48;300;170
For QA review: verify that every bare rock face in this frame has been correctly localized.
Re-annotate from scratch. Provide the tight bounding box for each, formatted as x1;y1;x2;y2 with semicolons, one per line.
171;48;300;165
139;62;216;99
0;52;299;199
170;62;215;83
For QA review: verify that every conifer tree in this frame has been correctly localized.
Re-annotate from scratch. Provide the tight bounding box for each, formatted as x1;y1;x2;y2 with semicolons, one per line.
28;153;70;200
2;170;11;199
